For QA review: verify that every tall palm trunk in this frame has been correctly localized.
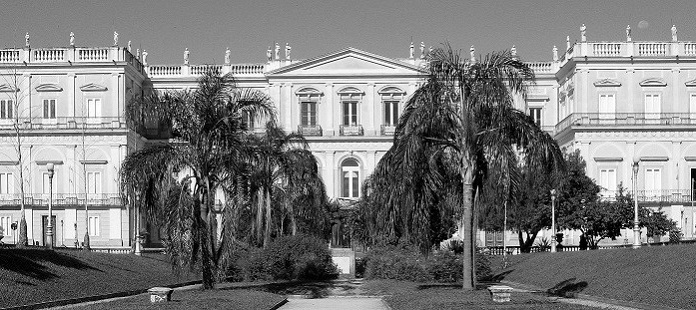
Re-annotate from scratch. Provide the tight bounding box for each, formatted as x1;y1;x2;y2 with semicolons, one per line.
263;188;271;247
461;153;476;290
255;189;263;244
197;185;215;289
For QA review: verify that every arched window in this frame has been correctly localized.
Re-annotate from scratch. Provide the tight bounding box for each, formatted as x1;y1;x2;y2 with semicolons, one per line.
296;88;322;127
378;87;405;127
341;158;360;198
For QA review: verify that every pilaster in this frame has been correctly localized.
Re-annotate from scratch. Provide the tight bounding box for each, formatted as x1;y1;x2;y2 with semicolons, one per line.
324;83;334;136
365;83;375;135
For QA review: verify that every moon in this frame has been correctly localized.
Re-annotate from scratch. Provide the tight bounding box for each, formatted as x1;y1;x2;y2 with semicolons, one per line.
638;20;649;29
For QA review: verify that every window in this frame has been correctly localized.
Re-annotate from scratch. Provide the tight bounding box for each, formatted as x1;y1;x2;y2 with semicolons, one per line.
86;171;102;199
87;98;101;118
645;168;662;199
598;94;615;119
0;172;13;194
379;87;405;127
644;94;661;119
341;158;360;199
529;107;542;126
0;99;13;119
384;101;399;126
43;99;56;119
338;87;363;127
0;216;11;236
599;169;616;198
300;101;317;126
88;216;100;236
690;94;696;119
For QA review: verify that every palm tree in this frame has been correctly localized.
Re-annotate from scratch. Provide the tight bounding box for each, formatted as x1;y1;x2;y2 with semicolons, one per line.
119;70;274;289
368;44;564;290
247;124;327;247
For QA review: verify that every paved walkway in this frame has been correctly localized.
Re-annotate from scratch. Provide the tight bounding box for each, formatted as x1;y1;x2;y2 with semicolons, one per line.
279;297;390;310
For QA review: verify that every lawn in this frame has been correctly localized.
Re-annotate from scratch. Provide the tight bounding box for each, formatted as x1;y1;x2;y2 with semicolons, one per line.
72;288;286;310
0;248;199;308
362;280;597;310
492;244;696;309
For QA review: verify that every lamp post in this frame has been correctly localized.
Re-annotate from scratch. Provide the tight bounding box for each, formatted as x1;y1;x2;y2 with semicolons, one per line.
134;194;142;256
550;189;557;253
46;163;54;250
632;158;641;249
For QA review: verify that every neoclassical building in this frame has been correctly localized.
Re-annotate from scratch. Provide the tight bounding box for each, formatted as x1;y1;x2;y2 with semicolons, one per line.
1;27;695;248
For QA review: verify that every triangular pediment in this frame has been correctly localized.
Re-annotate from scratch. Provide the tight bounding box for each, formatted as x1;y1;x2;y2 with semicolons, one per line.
80;83;108;92
267;47;426;77
593;79;621;87
35;83;63;92
685;79;696;87
639;78;667;87
0;84;19;92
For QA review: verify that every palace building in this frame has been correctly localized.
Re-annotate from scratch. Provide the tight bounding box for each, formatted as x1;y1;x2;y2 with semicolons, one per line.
0;27;695;248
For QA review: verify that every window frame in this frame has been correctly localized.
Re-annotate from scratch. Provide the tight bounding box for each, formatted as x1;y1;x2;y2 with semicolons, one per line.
0;99;13;119
643;92;661;120
42;99;57;119
340;158;360;199
88;216;100;236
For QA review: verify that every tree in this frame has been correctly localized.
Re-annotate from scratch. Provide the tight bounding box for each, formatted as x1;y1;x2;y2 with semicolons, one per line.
643;208;677;243
362;45;564;289
119;70;274;289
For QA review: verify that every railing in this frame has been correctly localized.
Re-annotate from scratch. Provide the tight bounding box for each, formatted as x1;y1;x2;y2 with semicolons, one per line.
565;41;696;59
147;63;265;77
592;43;622;56
380;124;396;136
297;124;322;136
555;113;696;133
601;189;694;203
339;124;364;136
33;49;66;62
526;61;553;73
190;65;222;75
0;50;20;62
0;47;144;73
0;117;125;131
230;64;264;75
0;193;122;206
148;65;182;76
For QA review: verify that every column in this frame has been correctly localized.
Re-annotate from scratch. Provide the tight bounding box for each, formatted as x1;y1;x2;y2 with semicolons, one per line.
580;70;589;112
672;69;679;112
365;83;375;135
325;152;335;198
68;73;75;117
111;73;119;117
626;69;634;113
287;83;295;130
281;84;291;130
373;84;382;135
366;150;376;176
324;83;334;136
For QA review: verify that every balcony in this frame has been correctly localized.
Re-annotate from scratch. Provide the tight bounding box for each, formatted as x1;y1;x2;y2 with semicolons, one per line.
0;117;126;131
0;193;122;206
600;189;695;204
562;41;696;59
147;63;265;77
380;124;396;136
339;124;363;136
555;113;696;133
298;125;322;136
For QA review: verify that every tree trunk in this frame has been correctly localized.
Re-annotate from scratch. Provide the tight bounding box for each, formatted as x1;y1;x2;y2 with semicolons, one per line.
263;188;271;248
255;189;263;245
461;153;476;290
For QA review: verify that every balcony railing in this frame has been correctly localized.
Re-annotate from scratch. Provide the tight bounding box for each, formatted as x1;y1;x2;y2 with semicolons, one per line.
600;189;694;203
555;113;696;133
380;124;396;136
564;41;696;59
298;124;322;136
0;117;126;131
0;193;122;206
0;47;144;74
147;63;265;77
339;124;364;136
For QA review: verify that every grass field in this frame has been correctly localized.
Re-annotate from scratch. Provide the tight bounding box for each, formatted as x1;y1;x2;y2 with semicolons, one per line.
493;244;696;309
0;248;198;308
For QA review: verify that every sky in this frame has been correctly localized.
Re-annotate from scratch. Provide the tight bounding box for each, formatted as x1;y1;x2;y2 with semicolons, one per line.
1;0;695;65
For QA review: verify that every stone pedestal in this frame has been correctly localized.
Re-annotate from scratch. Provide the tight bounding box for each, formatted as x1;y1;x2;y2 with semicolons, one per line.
147;287;173;303
330;248;355;277
488;285;512;302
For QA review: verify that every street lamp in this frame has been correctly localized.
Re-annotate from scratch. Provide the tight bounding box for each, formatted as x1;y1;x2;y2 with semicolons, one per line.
46;163;55;250
134;193;142;256
550;189;557;253
632;158;641;249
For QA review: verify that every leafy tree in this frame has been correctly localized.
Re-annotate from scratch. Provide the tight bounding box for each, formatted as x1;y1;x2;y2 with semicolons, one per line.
120;70;274;289
360;45;564;290
643;208;677;243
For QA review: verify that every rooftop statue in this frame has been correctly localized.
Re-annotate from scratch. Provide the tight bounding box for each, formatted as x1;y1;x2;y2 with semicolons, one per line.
409;42;414;59
225;47;231;64
511;45;517;57
553;45;558;61
420;42;425;59
626;25;631;42
25;32;29;47
184;48;190;65
266;46;272;62
274;42;280;60
285;43;291;60
142;50;148;66
580;24;586;42
70;32;75;46
672;25;678;42
114;31;118;46
127;40;132;52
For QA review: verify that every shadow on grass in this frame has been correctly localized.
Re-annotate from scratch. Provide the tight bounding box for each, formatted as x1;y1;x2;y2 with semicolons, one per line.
546;278;588;298
224;281;334;299
491;269;514;281
0;248;101;281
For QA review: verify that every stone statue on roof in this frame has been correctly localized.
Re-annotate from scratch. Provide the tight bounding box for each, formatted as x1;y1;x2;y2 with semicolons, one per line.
274;42;280;60
142;50;148;66
470;45;475;62
184;48;190;65
285;43;291;60
266;46;272;62
580;24;587;42
70;32;75;46
420;42;425;59
626;25;631;42
25;32;29;48
127;40;132;52
672;25;678;42
113;31;118;46
553;45;559;61
409;42;414;59
225;47;231;64
511;45;517;57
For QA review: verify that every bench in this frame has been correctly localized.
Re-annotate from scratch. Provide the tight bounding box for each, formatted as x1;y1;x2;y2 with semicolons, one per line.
147;287;173;303
487;285;513;302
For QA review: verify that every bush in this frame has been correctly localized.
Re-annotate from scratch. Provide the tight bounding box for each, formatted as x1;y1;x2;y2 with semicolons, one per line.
669;229;683;244
364;244;492;283
242;234;338;281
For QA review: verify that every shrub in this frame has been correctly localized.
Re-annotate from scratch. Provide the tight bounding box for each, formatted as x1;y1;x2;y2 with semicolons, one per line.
365;244;493;283
669;228;683;244
242;234;338;281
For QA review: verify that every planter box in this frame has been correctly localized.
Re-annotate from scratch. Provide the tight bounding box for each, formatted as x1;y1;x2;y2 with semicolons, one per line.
488;285;512;302
147;287;173;303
